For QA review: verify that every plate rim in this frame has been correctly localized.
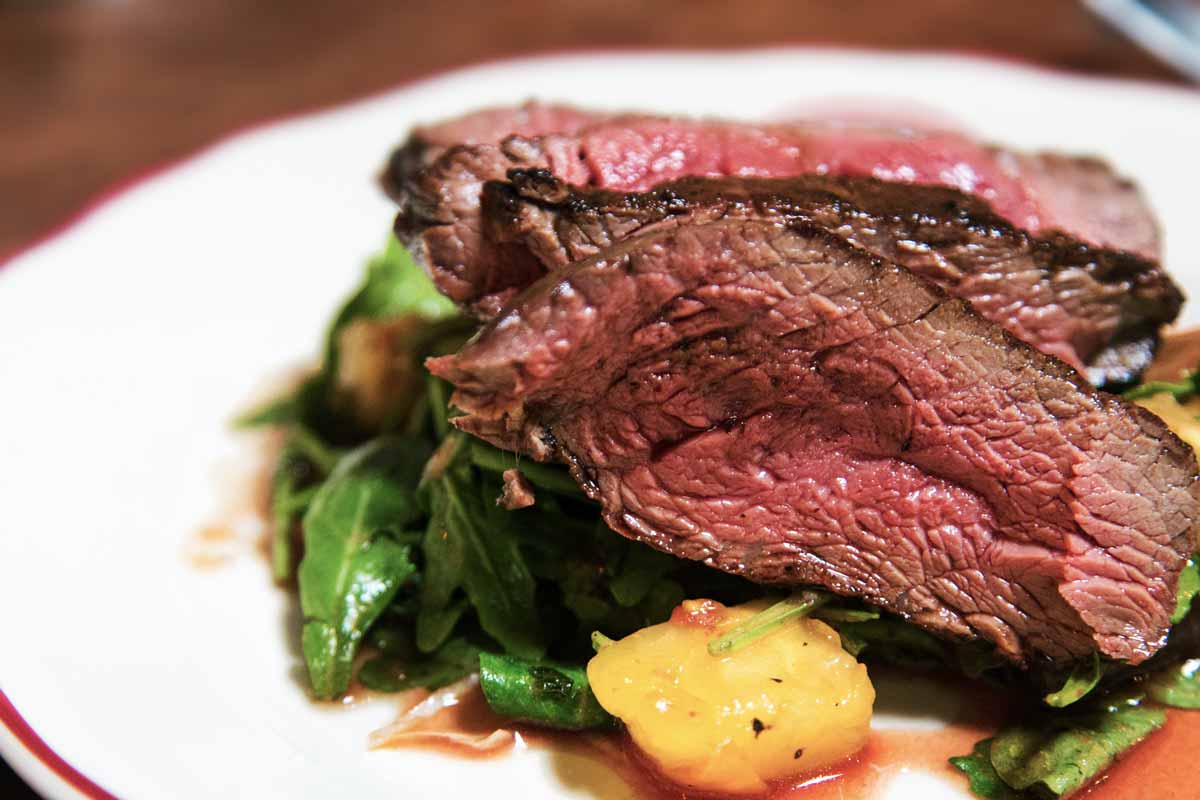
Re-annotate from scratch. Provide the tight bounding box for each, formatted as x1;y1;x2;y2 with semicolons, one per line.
3;44;1198;800
0;692;114;800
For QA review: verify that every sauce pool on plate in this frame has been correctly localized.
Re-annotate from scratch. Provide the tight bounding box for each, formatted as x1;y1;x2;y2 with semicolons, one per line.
372;669;1010;799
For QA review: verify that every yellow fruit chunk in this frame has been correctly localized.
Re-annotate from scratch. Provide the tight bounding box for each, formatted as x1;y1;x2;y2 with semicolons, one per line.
587;599;874;794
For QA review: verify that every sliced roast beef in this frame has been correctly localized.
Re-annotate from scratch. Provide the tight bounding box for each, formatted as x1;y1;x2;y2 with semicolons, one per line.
480;172;1182;386
428;218;1198;666
382;103;604;201
1018;152;1161;262
391;107;1162;318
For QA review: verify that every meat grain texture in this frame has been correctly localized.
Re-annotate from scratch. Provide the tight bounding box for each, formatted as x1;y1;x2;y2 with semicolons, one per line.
391;105;1161;320
429;219;1199;666
482;172;1181;386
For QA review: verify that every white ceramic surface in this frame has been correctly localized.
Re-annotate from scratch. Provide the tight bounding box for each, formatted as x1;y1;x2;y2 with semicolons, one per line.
2;49;1199;800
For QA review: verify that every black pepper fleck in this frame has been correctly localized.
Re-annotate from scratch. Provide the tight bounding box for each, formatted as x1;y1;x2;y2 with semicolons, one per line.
794;748;804;759
752;718;768;737
770;677;783;683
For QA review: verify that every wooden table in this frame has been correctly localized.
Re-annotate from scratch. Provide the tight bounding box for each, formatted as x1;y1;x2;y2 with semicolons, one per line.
0;0;1189;796
0;0;1187;263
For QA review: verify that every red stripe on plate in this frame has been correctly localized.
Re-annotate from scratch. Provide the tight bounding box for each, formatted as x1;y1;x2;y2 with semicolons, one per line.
0;45;1193;799
0;688;118;800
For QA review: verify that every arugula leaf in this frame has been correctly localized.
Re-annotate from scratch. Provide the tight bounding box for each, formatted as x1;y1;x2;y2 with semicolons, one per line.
949;739;1024;800
608;544;679;608
955;641;1011;681
1173;555;1200;624
234;373;329;430
358;637;481;693
1043;653;1104;708
989;695;1165;798
468;441;588;498
235;389;303;429
833;617;951;668
426;374;453;438
237;238;457;434
419;434;545;659
813;607;880;624
287;425;342;474
321;236;456;376
1123;369;1200;401
366;619;419;658
268;440;322;582
416;593;468;654
479;653;614;730
416;437;471;653
1145;658;1200;708
298;437;430;699
638;579;686;625
835;627;868;657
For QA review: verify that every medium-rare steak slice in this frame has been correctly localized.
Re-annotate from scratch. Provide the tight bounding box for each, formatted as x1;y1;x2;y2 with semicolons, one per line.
391;107;1162;318
1018;152;1161;263
428;218;1199;666
481;172;1182;386
382;102;605;200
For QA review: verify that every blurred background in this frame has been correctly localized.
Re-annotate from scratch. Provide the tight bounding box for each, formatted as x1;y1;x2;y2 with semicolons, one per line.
0;0;1195;796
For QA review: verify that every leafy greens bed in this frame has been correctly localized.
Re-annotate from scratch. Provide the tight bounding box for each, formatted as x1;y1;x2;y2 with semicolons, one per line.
242;236;1200;798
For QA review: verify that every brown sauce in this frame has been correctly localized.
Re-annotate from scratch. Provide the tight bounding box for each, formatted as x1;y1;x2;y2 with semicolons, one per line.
184;522;244;569
183;427;283;569
1081;708;1200;800
594;678;1004;800
372;672;1009;800
369;681;518;758
371;670;1200;799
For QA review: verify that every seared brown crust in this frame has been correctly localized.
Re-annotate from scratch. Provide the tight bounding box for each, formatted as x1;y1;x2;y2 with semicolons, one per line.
382;137;439;204
380;102;608;202
481;172;1183;387
388;110;1164;317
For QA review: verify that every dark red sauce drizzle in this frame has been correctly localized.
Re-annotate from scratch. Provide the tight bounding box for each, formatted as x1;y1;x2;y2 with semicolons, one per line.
376;667;1200;799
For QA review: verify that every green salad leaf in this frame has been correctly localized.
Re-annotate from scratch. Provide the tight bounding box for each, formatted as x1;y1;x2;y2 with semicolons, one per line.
235;384;315;429
418;434;545;660
954;691;1167;800
267;439;321;582
358;637;481;693
321;236;457;371
1145;658;1200;708
607;544;682;608
479;653;614;730
253;232;1199;800
236;237;457;436
298;436;430;699
948;739;1024;800
834;617;950;667
1043;653;1105;708
468;440;588;498
1173;555;1200;624
1122;369;1200;401
988;695;1164;798
812;607;880;624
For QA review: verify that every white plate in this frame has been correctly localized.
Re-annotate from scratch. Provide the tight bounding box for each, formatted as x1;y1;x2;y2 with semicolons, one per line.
2;49;1199;800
